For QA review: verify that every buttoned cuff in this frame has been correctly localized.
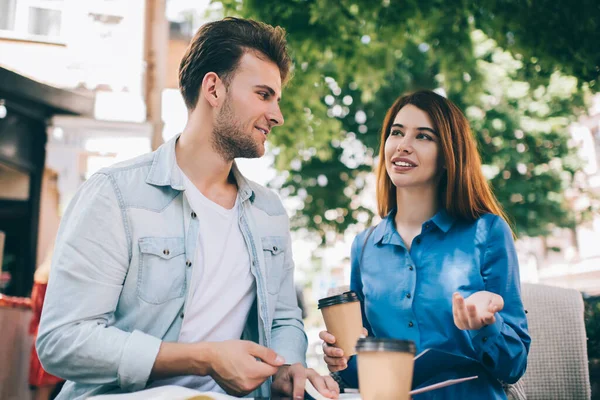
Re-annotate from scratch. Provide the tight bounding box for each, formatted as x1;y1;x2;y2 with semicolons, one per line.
117;330;162;391
468;312;504;349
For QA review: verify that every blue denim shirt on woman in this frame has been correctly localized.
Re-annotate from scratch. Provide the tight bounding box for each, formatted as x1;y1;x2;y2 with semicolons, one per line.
36;134;307;399
339;209;530;399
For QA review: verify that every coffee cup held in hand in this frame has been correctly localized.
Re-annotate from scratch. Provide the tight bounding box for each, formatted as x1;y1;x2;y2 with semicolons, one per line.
356;337;416;400
318;291;363;357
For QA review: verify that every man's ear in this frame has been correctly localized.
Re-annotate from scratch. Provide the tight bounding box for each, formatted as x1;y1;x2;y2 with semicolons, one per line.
201;72;223;107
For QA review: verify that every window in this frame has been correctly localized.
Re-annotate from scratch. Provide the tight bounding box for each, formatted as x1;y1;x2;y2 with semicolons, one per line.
0;0;64;42
0;0;17;31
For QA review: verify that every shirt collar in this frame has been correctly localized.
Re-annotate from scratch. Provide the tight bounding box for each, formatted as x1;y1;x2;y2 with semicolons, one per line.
146;133;255;202
372;210;397;245
372;207;456;245
431;208;455;233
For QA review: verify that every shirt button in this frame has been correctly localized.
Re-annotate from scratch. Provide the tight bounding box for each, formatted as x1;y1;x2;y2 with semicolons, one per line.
163;249;170;256
415;238;421;244
482;337;488;343
409;265;414;271
424;223;430;229
186;260;192;267
408;321;414;327
191;211;197;218
273;246;278;252
180;312;184;319
406;293;411;299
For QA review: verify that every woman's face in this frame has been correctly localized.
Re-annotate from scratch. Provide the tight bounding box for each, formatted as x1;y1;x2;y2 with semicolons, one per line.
384;104;443;190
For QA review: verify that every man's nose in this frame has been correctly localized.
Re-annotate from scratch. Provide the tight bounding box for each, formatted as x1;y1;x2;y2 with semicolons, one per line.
267;104;284;127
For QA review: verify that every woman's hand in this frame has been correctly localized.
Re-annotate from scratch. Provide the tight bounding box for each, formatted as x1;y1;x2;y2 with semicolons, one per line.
452;291;504;331
319;328;368;372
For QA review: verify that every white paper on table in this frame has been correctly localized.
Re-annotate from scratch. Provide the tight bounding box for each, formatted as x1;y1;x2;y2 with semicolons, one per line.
305;375;478;399
88;386;240;400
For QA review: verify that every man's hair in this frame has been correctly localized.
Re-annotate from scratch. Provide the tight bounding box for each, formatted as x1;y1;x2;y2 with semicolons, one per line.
179;17;291;110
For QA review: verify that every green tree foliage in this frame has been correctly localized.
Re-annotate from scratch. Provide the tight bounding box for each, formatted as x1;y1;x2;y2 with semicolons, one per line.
218;0;597;243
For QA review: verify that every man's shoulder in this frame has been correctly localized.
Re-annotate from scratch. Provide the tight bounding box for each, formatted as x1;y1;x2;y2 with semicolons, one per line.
245;179;286;216
89;151;180;211
93;151;156;192
97;152;155;177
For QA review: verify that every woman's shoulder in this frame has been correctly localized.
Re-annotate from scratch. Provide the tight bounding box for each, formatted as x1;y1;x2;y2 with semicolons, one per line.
466;213;514;242
449;213;513;242
457;213;508;230
354;223;381;243
352;223;383;253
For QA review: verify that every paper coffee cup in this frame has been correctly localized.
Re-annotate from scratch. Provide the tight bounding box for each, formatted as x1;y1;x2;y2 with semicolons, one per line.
356;337;416;400
318;291;363;356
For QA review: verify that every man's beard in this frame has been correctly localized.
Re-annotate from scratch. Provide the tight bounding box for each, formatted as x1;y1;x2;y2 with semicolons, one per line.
212;97;262;161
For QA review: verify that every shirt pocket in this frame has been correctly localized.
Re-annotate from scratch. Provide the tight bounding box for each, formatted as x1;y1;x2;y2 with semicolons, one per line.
137;237;186;304
261;236;286;295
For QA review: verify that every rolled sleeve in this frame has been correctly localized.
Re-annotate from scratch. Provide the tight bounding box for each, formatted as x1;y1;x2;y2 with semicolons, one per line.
118;330;163;391
271;327;308;367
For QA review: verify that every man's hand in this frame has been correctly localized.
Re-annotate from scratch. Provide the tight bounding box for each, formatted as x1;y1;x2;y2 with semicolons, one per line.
320;327;368;372
208;340;285;397
452;291;504;331
271;363;339;400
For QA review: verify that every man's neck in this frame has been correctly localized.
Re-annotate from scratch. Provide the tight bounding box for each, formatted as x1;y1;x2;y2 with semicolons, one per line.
176;116;235;194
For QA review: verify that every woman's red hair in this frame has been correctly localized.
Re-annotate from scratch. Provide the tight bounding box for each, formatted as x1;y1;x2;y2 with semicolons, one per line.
376;90;511;230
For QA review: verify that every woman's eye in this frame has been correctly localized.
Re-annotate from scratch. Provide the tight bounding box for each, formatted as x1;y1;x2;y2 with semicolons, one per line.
391;130;404;136
417;133;433;140
258;92;269;99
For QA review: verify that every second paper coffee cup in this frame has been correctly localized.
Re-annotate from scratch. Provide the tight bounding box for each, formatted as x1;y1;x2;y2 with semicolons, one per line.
356;337;416;400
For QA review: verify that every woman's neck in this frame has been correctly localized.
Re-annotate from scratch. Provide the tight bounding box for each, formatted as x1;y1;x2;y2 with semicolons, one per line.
394;186;440;229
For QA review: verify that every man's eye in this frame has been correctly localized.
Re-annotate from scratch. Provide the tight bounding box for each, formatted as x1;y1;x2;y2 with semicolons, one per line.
258;92;269;99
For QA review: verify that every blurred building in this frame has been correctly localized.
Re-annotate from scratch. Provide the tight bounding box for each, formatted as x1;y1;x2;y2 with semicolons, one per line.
0;0;161;296
517;94;600;295
0;66;94;296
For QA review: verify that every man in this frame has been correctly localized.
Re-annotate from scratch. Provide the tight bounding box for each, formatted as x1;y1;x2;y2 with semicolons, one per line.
37;17;338;400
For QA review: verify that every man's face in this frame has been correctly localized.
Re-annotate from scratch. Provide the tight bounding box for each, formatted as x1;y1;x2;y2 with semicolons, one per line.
212;52;284;160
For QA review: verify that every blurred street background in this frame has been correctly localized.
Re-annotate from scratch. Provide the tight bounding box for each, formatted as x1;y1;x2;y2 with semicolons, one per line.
0;0;599;398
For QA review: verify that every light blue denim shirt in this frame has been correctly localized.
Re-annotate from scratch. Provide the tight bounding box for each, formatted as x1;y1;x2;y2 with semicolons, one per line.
37;134;307;399
339;209;530;399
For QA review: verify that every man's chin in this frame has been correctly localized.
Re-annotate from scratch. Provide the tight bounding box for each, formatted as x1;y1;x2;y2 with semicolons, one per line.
252;142;266;158
235;147;264;159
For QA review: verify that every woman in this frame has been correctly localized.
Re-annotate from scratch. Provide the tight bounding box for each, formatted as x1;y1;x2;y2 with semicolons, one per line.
320;90;530;399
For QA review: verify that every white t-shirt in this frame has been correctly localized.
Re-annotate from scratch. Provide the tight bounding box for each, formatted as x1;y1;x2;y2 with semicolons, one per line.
153;168;256;392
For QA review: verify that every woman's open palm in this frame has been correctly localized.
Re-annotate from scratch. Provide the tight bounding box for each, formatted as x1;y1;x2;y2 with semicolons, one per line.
452;291;504;331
